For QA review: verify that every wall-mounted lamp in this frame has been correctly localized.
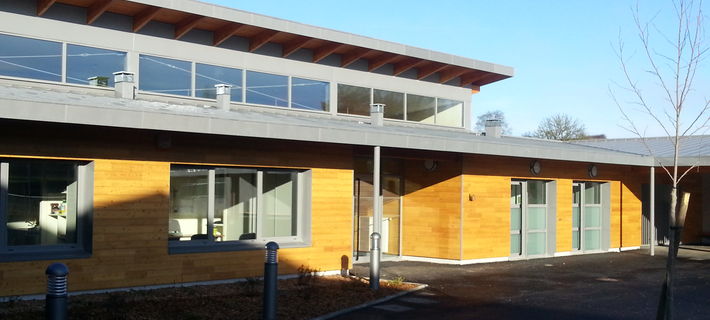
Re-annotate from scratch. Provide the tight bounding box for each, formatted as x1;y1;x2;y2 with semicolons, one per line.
424;159;438;172
588;164;598;178
530;160;541;176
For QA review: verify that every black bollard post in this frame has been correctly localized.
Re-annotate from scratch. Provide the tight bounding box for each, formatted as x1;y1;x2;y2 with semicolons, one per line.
263;241;279;320
369;232;381;291
45;263;69;320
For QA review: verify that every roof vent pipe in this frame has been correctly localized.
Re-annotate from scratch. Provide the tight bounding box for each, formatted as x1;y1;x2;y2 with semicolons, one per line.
215;84;232;111
113;71;135;99
371;103;385;126
485;119;502;138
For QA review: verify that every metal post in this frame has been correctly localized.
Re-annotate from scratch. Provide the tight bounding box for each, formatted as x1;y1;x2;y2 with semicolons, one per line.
650;166;655;256
45;263;69;320
373;146;381;235
369;232;381;291
263;242;279;320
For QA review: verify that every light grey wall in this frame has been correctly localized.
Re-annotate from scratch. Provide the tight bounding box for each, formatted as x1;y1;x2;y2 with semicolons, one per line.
547;180;557;256
602;182;611;250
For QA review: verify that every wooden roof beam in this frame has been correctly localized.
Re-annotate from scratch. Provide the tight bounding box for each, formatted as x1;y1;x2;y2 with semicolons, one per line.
87;0;115;24
132;6;161;32
417;62;448;80
438;67;469;84
313;42;345;63
213;23;245;46
393;59;424;76
459;72;490;87
368;54;398;72
249;29;280;52
175;15;206;39
37;0;57;16
341;48;372;67
282;37;313;57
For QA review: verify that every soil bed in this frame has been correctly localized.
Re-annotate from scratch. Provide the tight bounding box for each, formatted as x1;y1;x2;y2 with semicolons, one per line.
1;276;417;320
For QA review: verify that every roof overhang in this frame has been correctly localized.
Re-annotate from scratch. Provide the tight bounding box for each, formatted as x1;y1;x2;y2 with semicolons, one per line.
34;0;513;88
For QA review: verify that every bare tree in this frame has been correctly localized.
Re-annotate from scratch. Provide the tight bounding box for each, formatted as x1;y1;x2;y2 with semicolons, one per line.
611;1;709;319
475;110;512;134
526;113;587;141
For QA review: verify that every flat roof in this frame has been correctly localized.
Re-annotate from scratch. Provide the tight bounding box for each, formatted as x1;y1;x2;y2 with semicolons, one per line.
574;136;710;167
0;82;652;167
33;0;513;88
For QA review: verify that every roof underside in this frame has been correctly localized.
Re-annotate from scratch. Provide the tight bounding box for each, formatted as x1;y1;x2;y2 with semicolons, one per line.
33;0;513;88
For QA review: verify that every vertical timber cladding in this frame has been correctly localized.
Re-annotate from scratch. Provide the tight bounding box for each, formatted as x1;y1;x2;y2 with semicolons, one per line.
0;124;354;296
401;157;463;260
461;155;644;260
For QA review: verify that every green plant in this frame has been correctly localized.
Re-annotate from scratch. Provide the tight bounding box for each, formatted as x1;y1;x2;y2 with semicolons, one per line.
389;276;406;286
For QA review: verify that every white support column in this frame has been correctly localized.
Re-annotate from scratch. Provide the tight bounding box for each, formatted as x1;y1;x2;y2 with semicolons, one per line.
373;146;381;235
650;166;655;256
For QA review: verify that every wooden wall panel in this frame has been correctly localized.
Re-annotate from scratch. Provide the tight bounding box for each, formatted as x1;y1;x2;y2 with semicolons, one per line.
461;173;510;260
556;179;573;252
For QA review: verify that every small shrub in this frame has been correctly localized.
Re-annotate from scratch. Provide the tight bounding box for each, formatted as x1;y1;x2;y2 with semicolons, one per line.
389;276;406;286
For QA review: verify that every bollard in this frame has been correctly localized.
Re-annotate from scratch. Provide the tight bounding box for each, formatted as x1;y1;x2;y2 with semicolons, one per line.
369;232;381;291
45;263;69;320
263;241;279;320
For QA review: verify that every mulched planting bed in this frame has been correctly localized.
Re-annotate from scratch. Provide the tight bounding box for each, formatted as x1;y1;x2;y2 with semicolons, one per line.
1;275;417;320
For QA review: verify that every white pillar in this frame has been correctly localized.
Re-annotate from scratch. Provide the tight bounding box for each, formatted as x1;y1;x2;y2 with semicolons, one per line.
373;146;381;235
650;166;655;256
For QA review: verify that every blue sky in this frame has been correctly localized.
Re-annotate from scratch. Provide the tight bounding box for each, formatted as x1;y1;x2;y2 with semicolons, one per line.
206;1;709;138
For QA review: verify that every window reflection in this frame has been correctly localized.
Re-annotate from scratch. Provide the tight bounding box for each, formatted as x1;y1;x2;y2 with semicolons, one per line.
195;63;243;101
337;84;370;116
67;44;126;87
374;89;404;120
246;71;288;107
406;94;436;123
291;77;329;111
169;167;209;241
0;34;61;82
436;98;463;127
139;55;192;96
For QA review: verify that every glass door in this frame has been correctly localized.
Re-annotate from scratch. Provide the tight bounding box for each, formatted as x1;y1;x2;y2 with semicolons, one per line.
572;183;581;251
510;180;548;258
353;174;402;259
353;176;374;260
510;182;523;256
573;182;602;252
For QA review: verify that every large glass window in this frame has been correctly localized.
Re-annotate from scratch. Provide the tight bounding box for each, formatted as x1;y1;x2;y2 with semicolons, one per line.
246;71;288;107
436;98;463;127
195;63;243;101
374;89;404;120
337;84;370;116
291;77;329;111
67;44;126;87
0;159;92;261
169;165;309;252
406;94;436;124
0;34;62;82
139;55;192;96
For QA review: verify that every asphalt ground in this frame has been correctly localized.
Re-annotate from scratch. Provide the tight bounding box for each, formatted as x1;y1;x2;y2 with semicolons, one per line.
342;246;710;320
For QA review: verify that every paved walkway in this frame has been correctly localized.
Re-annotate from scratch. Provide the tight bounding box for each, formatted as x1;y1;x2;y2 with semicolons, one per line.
340;247;710;320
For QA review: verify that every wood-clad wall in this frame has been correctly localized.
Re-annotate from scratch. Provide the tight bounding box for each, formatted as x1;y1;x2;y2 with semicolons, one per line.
0;121;353;296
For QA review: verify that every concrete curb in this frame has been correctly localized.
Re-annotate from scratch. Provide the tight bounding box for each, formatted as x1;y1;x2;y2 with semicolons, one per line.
311;283;428;320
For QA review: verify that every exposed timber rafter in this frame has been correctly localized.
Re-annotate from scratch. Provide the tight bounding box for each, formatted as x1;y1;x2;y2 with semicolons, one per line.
87;0;114;24
249;29;280;52
416;63;448;80
341;48;372;67
368;54;398;72
313;42;345;63
37;0;57;16
393;59;424;76
132;6;161;32
175;15;206;39
212;23;245;46
282;37;313;57
438;67;469;84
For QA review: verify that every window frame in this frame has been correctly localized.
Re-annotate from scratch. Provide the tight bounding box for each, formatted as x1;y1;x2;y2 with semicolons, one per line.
0;159;93;262
168;165;312;254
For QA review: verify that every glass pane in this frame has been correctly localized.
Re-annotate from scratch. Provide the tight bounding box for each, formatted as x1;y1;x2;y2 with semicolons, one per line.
572;230;580;250
215;168;257;241
436;98;463;127
527;207;546;230
584;183;601;204
337;84;370;116
262;171;297;237
67;44;126;87
584;206;601;228
139;55;192;96
195;63;242;101
526;232;546;255
510;184;522;205
406;94;435;123
169;166;209;241
572;184;581;204
572;206;580;228
292;77;329;111
246;71;288;107
0;34;61;81
527;181;546;205
510;207;521;231
374;89;404;120
7;160;78;246
382;175;400;198
510;233;521;255
583;229;601;251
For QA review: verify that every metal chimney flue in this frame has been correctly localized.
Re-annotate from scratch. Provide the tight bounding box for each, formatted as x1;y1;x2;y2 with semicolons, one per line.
485;119;502;138
215;84;232;111
371;103;385;126
113;71;135;99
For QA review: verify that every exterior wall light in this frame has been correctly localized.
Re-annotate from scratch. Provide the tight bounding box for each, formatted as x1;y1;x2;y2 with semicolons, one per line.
588;164;598;178
530;160;541;176
424;159;438;171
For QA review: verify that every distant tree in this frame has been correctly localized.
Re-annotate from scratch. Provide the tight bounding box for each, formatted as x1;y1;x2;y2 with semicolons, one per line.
475;110;511;134
527;114;587;141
